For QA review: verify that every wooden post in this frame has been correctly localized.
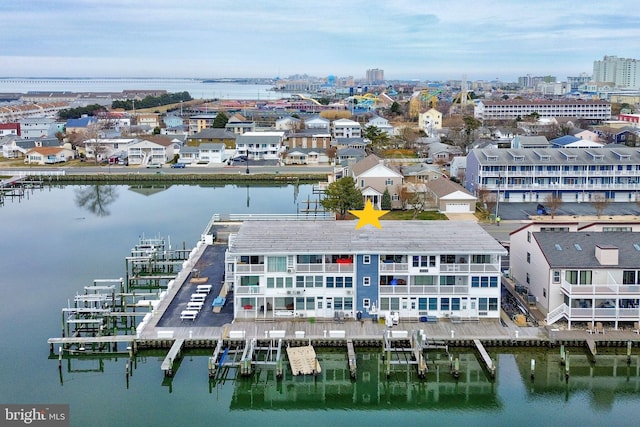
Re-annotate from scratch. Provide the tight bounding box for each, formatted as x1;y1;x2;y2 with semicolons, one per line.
530;359;535;380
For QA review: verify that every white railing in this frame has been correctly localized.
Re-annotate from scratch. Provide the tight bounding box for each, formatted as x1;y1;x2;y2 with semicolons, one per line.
546;303;568;325
325;264;354;273
235;286;261;295
15;170;66;177
380;263;409;272
561;281;640;296
236;264;265;273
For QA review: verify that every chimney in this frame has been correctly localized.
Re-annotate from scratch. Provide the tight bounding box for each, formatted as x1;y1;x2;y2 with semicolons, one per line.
595;244;618;266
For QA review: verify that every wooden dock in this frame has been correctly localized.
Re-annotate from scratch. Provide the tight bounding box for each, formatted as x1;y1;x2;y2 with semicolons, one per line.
287;345;321;376
161;338;185;377
474;339;496;378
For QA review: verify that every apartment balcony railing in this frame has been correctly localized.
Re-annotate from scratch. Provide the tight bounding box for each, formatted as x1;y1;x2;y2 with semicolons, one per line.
379;284;469;295
235;286;262;295
236;264;265;273
439;264;500;273
566;307;640;320
380;263;409;273
561;281;640;296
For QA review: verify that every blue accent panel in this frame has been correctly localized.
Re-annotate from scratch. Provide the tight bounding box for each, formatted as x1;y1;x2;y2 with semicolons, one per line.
355;254;379;318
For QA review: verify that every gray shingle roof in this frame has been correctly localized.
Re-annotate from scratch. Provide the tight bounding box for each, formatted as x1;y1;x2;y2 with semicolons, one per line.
229;220;507;255
534;231;640;268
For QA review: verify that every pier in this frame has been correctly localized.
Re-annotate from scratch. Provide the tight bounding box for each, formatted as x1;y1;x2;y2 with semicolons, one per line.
474;339;496;378
161;338;185;377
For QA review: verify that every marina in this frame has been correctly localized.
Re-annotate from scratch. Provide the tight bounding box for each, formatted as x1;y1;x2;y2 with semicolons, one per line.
47;213;640;385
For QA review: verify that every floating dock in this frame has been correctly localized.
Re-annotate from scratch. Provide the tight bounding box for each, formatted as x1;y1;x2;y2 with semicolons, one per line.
474;339;496;378
287;345;321;376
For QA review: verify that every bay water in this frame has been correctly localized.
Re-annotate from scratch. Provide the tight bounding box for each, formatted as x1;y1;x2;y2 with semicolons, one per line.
0;184;638;427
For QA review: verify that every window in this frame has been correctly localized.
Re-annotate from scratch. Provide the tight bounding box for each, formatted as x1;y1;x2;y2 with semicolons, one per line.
623;270;640;285
363;298;370;309
363;276;371;286
385;179;393;185
451;298;460;311
326;276;353;288
471;254;491;264
526;252;531;264
240;276;259;286
440;298;450;311
488;298;498;311
239;255;264;265
418;298;427;310
296;275;323;288
267;256;287;272
440;275;456;286
296;254;323;264
479;298;488;311
413;256;436;267
526;273;530;284
363;255;371;264
428;298;437;310
527;231;531;242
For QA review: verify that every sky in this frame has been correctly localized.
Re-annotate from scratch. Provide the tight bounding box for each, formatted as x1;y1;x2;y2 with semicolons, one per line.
1;0;639;82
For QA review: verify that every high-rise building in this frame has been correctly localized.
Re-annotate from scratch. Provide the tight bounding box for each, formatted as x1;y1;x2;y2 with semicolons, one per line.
365;68;384;84
593;55;640;89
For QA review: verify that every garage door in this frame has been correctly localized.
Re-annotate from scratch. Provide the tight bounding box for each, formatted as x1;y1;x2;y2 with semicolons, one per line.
445;203;470;213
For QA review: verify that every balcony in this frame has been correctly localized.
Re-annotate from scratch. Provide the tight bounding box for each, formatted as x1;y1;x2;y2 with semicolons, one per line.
567;306;640;320
380;262;409;272
236;264;265;273
235;286;262;295
561;281;640;296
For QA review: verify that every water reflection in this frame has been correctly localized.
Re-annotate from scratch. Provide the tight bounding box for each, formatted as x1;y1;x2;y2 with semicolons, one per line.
74;184;119;217
228;350;500;410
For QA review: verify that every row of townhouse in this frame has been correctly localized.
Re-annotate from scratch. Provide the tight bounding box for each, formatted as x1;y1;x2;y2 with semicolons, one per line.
225;220;507;322
465;145;640;203
509;221;640;330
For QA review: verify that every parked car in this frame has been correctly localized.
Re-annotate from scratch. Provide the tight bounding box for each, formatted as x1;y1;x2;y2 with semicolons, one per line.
146;163;162;168
170;163;185;168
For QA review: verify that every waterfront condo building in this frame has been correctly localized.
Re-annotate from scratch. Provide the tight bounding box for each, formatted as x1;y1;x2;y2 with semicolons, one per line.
225;220;506;322
509;222;640;330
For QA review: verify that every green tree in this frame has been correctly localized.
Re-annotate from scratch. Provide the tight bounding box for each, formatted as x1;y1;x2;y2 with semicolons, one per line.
390;101;401;115
212;111;229;128
381;188;392;210
320;177;363;219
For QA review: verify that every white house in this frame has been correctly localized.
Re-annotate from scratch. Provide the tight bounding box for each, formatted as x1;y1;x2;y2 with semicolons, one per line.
366;115;394;136
24;146;75;165
127;138;175;165
305;116;331;132
235;131;285;160
509;221;640;330
178;142;226;164
333;118;362;139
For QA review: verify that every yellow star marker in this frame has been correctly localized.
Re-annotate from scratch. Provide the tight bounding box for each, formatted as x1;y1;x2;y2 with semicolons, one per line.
349;200;389;229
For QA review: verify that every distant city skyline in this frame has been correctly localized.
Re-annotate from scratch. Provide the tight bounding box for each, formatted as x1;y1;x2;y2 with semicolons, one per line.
2;1;638;82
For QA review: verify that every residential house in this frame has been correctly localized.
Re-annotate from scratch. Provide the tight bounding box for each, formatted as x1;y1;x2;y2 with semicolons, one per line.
333;118;361;139
450;156;467;182
570;129;603;143
511;135;550;149
466;145;640;203
425;178;477;214
0;123;20;137
509;222;640;330
135;113;160;131
19;117;57;139
1;136;60;159
282;148;328;165
366;115;394;136
225;113;256;135
418;108;443;136
235;131;285;160
400;163;445;185
84;138;136;162
550;135;603;148
127;137;175;165
305;115;331;132
186;128;237;149
24;146;74;165
335;147;366;166
334;137;367;151
349;154;404;209
225;220;506;321
178;143;226;164
285;130;332;150
65;116;98;136
426;141;463;164
275;116;302;131
187;114;217;135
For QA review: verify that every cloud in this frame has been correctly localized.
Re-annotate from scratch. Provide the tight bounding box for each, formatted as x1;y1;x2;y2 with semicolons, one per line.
0;0;638;80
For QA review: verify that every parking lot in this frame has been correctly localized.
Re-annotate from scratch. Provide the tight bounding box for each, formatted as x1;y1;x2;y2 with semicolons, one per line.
495;202;640;220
